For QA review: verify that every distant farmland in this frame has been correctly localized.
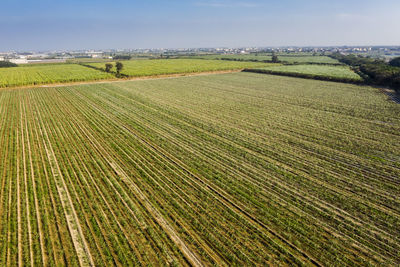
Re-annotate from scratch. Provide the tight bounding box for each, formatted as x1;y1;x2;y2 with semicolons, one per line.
248;64;363;81
0;72;399;266
188;54;341;64
87;59;274;77
278;55;340;64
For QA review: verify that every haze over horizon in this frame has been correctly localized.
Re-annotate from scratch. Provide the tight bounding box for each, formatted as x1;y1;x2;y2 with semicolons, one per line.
1;0;400;51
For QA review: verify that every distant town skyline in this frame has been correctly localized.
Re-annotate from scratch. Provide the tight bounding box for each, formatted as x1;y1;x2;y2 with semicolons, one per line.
1;0;400;51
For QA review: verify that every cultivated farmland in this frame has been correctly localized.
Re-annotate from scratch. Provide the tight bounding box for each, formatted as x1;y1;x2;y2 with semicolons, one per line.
188;54;340;64
0;72;399;266
0;64;114;88
88;59;274;77
190;54;273;62
278;55;340;64
249;64;362;81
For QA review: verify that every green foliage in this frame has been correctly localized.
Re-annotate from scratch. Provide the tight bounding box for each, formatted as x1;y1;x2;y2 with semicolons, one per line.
105;63;113;73
331;53;400;91
271;53;279;63
389;57;400;67
0;61;18;68
115;62;123;74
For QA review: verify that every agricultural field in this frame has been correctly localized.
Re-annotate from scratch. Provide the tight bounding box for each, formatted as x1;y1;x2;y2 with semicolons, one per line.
278;55;340;64
187;54;340;64
250;64;362;80
66;57;151;64
189;54;273;61
88;59;276;77
0;72;399;266
0;64;114;88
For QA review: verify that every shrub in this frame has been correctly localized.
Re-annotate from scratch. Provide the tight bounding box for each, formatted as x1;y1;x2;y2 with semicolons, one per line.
0;61;18;68
389;57;400;67
105;63;113;73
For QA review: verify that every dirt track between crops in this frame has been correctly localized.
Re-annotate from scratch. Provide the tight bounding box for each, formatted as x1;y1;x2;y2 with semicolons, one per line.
0;70;242;90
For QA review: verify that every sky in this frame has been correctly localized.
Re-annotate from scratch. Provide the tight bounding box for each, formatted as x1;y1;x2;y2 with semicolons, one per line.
1;0;400;51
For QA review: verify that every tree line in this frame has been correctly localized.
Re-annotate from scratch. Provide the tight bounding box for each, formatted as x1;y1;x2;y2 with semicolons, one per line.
105;62;124;77
331;53;400;92
0;61;18;68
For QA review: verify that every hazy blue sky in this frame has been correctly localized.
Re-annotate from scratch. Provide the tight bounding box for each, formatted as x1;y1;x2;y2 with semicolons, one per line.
1;0;399;51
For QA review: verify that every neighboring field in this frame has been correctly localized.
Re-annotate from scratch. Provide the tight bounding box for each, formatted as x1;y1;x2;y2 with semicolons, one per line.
0;64;114;88
250;64;362;80
278;55;340;64
0;72;399;266
188;54;340;64
190;54;273;61
0;59;272;89
88;59;275;77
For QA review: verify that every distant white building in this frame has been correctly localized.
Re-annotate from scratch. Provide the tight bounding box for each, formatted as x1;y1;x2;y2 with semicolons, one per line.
0;56;4;61
87;52;103;58
27;54;48;59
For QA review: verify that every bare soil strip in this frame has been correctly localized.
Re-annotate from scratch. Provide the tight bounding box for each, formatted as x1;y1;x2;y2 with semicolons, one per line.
70;88;311;265
34;102;95;267
66;105;203;266
20;100;34;266
29;93;67;266
16;124;22;267
23;96;47;265
97;82;397;261
48;87;207;265
110;89;397;259
108;162;205;267
55;95;185;264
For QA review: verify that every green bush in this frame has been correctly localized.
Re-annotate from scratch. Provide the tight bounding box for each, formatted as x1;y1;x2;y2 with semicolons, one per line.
331;53;400;91
0;61;18;68
389;57;400;67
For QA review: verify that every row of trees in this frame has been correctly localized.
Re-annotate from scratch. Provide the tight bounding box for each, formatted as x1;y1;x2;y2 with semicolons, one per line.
113;55;132;60
331;53;400;92
105;62;124;76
